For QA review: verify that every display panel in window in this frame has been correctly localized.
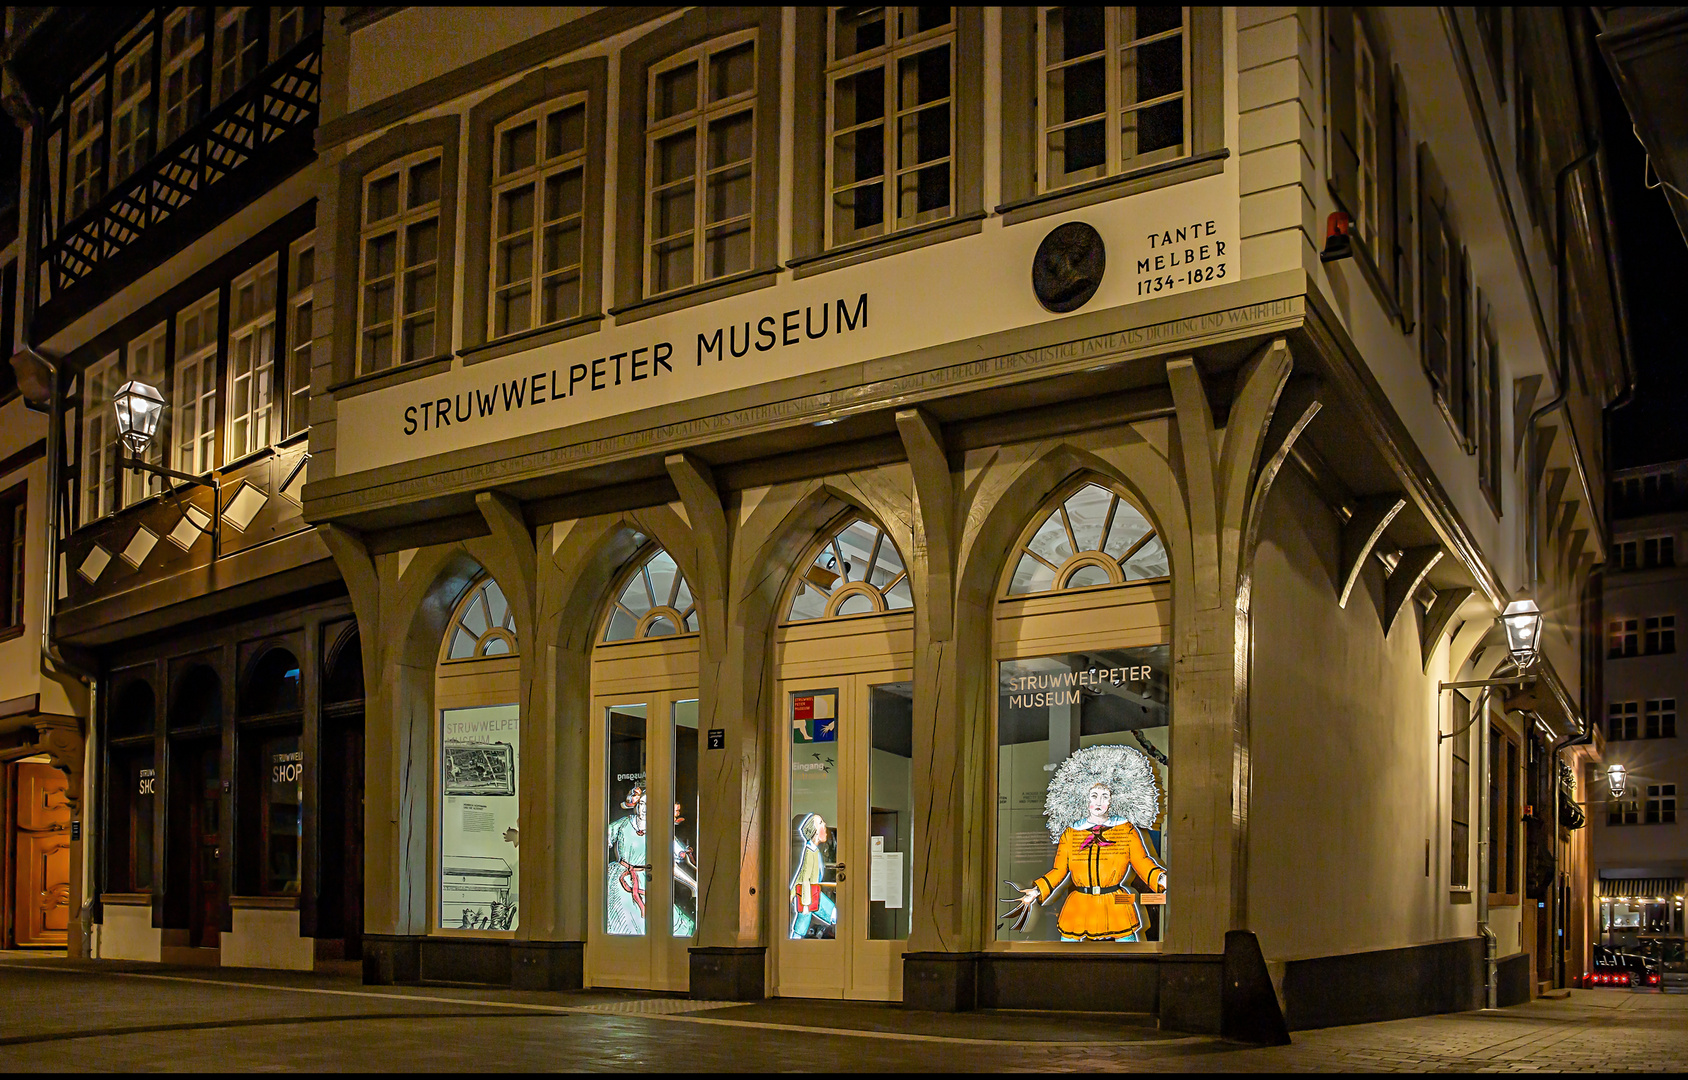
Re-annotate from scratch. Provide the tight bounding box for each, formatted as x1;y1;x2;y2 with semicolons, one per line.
996;646;1169;944
439;704;520;931
1039;7;1187;194
644;32;758;296
827;6;955;245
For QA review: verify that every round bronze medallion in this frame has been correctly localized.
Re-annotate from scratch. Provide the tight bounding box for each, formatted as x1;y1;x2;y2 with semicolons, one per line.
1031;221;1106;313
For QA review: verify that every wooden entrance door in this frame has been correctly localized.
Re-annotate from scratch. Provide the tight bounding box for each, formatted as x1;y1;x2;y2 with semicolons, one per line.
12;762;72;947
319;711;365;959
169;740;222;949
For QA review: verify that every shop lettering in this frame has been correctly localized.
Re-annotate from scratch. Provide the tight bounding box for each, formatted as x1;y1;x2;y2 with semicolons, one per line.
404;343;676;435
1005;666;1153;708
445;716;519;735
696;294;867;366
139;768;156;796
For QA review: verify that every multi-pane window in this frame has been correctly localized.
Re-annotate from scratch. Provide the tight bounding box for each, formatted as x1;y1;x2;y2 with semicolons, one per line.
286;235;314;436
81;354;124;524
1645;699;1676;740
226;257;277;461
1610;618;1638;659
1476;310;1501;510
828;7;954;244
273;6;307;57
1037;7;1187;193
1608;798;1639;827
1352;13;1379;244
489;97;587;338
161;7;207;147
67;80;107;221
174;293;221;475
111;37;156;184
1646;535;1676;569
1615;540;1638;571
212;6;265;107
0;483;25;631
644;32;757;295
1645;784;1677;825
124;324;168;504
1645;615;1676;656
357;152;442;373
1609;701;1638;742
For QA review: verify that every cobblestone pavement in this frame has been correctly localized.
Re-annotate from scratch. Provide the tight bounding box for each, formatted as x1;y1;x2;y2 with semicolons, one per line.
1;953;1684;1072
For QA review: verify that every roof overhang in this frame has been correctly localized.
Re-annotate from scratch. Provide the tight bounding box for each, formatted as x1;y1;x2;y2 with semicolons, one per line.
1598;7;1688;246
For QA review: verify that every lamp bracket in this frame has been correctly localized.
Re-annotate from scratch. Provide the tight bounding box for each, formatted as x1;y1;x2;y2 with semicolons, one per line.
1438;675;1535;692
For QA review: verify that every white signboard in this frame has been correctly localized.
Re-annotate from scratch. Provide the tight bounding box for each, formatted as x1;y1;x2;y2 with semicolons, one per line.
337;169;1240;476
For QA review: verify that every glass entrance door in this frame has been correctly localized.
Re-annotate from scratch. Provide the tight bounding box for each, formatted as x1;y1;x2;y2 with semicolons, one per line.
588;691;699;991
778;672;912;1000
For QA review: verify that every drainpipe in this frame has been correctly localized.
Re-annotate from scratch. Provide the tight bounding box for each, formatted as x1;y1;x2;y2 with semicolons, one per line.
1475;685;1497;1010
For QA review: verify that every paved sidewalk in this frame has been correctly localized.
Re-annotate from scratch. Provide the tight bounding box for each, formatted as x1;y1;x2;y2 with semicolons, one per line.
0;953;1682;1071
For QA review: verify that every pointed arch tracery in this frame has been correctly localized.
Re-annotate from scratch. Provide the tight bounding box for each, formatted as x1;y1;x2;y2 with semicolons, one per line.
442;572;519;661
1004;480;1169;597
786;516;913;623
601;538;699;643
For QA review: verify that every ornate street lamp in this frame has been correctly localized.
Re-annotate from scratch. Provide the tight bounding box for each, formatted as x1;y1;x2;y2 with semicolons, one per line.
110;381;222;558
1607;763;1627;800
1501;598;1544;670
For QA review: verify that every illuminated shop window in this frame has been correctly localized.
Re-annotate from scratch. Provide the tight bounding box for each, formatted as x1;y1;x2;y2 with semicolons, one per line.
444;574;519;660
787;518;913;622
1006;482;1167;595
602;544;698;642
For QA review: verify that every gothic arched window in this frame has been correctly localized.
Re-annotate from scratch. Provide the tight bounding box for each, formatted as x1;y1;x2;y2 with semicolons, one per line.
1006;482;1168;596
445;573;518;660
787;517;913;622
602;545;698;642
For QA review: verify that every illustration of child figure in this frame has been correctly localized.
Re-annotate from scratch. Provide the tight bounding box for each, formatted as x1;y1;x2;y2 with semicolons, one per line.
1005;744;1168;942
672;802;698;938
606;782;649;936
788;812;837;939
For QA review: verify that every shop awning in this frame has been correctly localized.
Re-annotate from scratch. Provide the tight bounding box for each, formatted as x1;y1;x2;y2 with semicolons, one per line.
1599;878;1684;899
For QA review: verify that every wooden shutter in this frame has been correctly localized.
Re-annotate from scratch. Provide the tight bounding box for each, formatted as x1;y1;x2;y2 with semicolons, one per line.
1418;142;1449;393
1373;33;1397;297
1392;66;1414;332
1326;7;1359;217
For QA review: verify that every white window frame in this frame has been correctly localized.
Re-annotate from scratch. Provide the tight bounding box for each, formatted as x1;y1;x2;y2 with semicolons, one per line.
225;256;278;462
356;150;443;375
81;353;123;524
286;233;314;437
211;6;264;107
111;35;155;185
67;79;107;222
1035;6;1190;195
643;30;758;297
488;94;589;340
826;7;955;245
125;323;169;505
174;292;221;475
161;6;206;147
1353;13;1380;244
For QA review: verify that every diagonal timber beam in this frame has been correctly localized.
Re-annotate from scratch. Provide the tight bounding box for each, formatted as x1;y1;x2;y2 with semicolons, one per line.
895;408;956;642
1383;545;1443;636
1338;495;1407;608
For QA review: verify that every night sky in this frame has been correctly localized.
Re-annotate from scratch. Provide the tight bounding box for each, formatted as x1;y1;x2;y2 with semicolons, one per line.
1596;34;1688;469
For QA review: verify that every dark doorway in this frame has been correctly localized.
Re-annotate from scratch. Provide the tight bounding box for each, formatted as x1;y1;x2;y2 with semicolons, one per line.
319;630;365;960
167;738;222;949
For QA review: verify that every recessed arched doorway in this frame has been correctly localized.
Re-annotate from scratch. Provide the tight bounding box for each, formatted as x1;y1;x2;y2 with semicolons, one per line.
772;513;914;1001
586;537;700;991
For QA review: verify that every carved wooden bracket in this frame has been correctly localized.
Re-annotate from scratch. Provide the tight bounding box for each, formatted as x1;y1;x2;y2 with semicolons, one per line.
1382;545;1443;636
664;453;729;652
1420;586;1474;672
895;408;955;642
1338;496;1406;609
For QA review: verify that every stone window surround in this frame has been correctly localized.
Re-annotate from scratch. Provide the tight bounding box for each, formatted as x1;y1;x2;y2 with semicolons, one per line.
997;7;1223;227
611;8;784;325
459;56;609;366
330;116;462;393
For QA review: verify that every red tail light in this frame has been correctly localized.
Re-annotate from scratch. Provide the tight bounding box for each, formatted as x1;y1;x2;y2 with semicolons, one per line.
1650;974;1660;985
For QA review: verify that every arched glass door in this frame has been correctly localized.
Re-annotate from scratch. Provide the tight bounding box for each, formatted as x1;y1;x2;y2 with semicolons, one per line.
588;539;700;992
774;516;914;1001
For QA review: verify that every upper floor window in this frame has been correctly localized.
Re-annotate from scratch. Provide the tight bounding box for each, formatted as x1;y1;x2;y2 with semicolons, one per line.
1;482;28;633
1645;784;1677;825
286;235;314;436
1646;699;1677;740
174;292;221;475
81;354;124;524
1609;701;1637;741
1474;300;1501;513
1610;618;1637;659
1645;615;1676;656
67;80;107;222
274;6;308;55
357;152;442;374
643;32;758;296
112;36;156;184
1007;482;1167;596
787;518;913;622
226;257;278;461
827;7;954;244
212;6;266;107
1647;535;1676;568
489;97;587;338
603;545;697;642
161;7;208;148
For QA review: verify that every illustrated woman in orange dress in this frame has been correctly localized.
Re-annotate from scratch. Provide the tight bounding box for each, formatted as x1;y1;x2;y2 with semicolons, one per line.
1005;744;1167;942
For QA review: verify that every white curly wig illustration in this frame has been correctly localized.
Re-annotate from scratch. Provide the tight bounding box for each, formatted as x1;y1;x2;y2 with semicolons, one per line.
1043;743;1164;842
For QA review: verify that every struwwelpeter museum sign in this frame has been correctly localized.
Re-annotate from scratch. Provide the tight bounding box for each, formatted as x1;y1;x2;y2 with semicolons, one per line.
335;170;1242;476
